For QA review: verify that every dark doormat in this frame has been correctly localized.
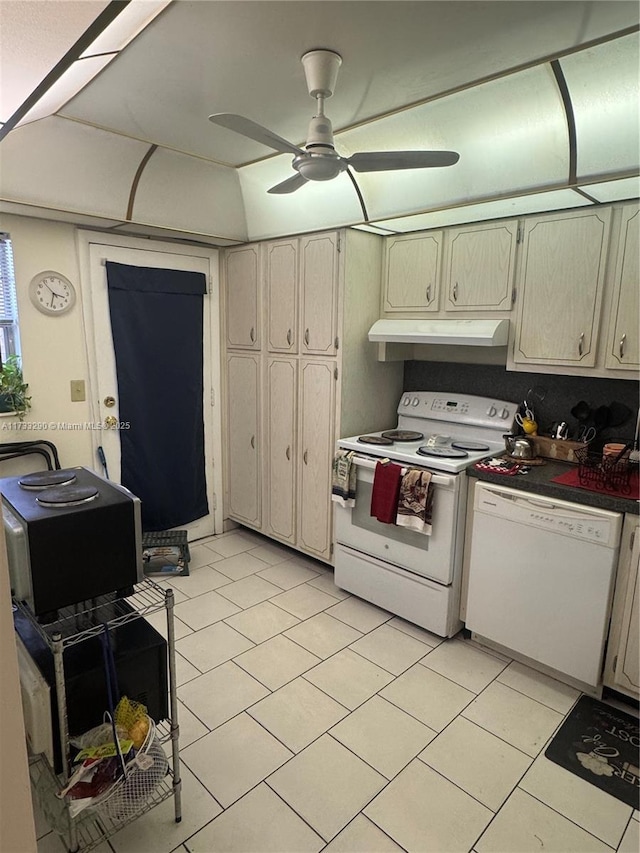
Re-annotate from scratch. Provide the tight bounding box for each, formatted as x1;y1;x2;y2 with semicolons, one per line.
545;695;639;808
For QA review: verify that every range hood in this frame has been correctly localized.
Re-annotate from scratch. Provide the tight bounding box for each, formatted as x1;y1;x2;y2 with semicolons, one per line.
368;318;509;347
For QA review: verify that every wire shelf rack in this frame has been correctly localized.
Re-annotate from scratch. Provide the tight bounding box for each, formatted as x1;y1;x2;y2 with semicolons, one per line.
15;578;168;649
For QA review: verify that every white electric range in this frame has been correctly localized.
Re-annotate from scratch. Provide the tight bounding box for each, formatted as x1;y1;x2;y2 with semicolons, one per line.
334;391;517;637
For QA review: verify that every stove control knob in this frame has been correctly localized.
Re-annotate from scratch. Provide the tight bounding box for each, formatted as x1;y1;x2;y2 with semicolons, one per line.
411;397;420;407
486;405;497;417
500;408;510;419
403;396;411;406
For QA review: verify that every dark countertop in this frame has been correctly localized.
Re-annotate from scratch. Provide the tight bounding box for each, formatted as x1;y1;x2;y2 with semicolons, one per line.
468;458;639;515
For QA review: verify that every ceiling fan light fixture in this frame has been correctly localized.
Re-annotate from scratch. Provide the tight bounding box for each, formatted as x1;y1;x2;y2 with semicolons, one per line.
294;152;344;181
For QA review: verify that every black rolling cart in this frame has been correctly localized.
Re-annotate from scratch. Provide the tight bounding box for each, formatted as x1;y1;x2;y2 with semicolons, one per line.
18;579;181;852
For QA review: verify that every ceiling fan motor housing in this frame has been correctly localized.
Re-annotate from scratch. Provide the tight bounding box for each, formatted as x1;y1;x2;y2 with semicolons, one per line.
306;114;335;148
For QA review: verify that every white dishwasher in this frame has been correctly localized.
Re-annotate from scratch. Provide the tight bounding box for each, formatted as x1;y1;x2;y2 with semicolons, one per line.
465;482;623;688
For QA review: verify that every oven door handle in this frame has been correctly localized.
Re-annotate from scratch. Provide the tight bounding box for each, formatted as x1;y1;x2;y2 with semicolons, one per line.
350;454;456;487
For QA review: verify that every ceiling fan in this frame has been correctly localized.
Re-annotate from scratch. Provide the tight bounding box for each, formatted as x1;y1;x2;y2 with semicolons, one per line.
208;49;460;195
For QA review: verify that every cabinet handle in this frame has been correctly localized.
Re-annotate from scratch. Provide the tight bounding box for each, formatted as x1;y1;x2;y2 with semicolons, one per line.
303;449;308;465
286;445;291;461
578;332;584;357
287;328;292;346
304;328;310;346
249;327;255;343
425;284;431;303
250;435;255;449
619;333;626;359
452;282;458;302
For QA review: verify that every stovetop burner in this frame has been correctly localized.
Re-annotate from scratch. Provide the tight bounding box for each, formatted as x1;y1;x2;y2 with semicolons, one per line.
451;440;491;452
358;435;394;445
417;446;469;459
36;484;100;507
19;470;78;490
381;430;424;442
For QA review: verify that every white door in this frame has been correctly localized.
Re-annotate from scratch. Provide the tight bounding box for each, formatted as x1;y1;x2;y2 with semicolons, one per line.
79;232;222;540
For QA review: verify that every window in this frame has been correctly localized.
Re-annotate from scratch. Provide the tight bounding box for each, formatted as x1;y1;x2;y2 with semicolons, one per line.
0;233;21;365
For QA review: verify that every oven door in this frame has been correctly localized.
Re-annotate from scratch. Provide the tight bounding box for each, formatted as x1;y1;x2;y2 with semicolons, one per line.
334;455;463;585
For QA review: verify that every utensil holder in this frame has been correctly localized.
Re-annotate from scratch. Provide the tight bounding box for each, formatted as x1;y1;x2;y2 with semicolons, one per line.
531;435;587;463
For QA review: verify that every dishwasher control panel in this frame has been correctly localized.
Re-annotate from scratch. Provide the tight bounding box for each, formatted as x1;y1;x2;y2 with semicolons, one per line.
474;484;623;548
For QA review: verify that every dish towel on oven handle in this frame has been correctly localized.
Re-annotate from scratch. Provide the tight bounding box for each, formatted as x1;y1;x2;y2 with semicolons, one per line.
370;460;403;523
331;450;357;507
396;468;434;535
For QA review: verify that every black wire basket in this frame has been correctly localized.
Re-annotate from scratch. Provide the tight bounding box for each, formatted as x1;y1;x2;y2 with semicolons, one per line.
575;447;636;495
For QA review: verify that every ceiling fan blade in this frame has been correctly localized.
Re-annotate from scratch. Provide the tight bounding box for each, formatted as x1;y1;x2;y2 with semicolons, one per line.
208;113;304;156
267;173;308;194
347;150;460;172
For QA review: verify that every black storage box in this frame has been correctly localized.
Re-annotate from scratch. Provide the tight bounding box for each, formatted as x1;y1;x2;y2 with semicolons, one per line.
14;602;168;773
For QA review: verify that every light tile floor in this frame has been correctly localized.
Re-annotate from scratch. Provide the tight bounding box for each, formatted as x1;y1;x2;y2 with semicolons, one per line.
34;528;640;853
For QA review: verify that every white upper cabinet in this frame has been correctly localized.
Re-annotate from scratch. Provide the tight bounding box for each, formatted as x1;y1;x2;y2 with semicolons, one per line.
383;232;442;313
443;220;517;311
225;245;260;349
300;233;339;355
265;239;298;353
605;204;639;371
513;208;612;367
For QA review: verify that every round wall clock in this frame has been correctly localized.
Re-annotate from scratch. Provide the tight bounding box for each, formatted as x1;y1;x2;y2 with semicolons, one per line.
29;271;76;315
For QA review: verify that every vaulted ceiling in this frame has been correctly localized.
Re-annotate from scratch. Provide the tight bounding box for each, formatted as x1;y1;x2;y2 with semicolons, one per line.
1;1;638;244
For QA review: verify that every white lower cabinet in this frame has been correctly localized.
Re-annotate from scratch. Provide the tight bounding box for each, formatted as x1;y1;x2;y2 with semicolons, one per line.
226;352;261;528
603;514;639;699
297;359;337;561
263;357;337;560
264;357;297;544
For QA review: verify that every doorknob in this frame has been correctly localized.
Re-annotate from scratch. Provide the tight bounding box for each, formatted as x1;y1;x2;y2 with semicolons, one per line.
104;415;117;428
104;396;116;408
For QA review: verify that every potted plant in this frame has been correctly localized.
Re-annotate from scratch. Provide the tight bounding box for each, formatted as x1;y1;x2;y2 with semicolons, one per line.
0;355;31;421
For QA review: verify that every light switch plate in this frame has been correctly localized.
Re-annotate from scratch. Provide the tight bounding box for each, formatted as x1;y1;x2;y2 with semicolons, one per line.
70;379;86;402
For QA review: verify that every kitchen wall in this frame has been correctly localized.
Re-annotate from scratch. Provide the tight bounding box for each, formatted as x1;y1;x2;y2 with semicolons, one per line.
0;214;96;475
0;521;36;852
405;361;639;445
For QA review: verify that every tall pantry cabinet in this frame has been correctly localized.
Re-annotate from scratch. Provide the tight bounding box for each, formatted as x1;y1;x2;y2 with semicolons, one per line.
222;230;403;563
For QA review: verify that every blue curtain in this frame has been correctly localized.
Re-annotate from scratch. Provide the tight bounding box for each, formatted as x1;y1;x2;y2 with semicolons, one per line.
106;261;208;531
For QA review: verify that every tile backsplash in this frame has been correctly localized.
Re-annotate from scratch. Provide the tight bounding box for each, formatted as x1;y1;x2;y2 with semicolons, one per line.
404;362;639;445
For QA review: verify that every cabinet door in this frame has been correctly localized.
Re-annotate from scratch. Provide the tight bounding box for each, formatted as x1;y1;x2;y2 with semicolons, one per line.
266;239;298;353
514;209;611;366
444;220;517;311
300;233;339;355
226;353;261;527
225;246;260;349
264;358;297;544
605;205;639;371
613;522;639;696
383;232;442;312
298;359;336;561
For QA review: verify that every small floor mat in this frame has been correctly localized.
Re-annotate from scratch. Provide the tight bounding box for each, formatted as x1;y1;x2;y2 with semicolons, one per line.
545;695;639;808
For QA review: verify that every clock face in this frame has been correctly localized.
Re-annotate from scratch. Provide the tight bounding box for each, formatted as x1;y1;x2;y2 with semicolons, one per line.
29;271;76;315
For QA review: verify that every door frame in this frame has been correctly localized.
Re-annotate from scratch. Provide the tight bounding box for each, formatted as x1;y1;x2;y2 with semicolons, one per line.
76;230;224;536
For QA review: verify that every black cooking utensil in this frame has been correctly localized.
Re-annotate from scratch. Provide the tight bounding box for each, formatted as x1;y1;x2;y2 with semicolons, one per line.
607;401;633;428
570;400;592;422
592;405;611;433
614;443;632;463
